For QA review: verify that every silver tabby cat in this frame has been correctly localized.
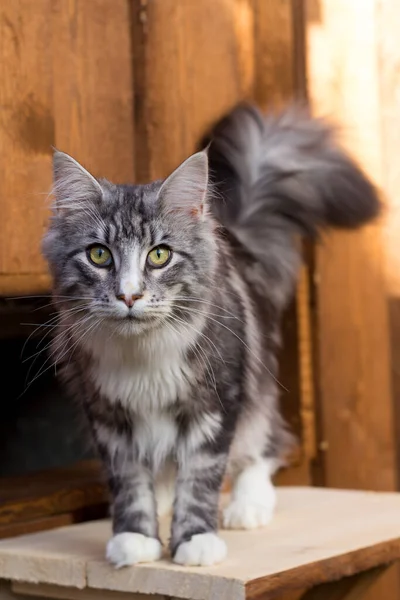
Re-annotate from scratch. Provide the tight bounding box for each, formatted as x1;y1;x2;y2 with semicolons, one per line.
43;105;380;567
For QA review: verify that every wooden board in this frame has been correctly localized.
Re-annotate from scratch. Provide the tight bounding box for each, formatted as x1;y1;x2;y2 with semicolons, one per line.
0;0;54;279
374;0;400;507
51;0;135;182
305;0;397;500
305;1;400;598
1;488;400;599
0;461;107;535
131;0;255;182
253;0;296;110
12;582;163;600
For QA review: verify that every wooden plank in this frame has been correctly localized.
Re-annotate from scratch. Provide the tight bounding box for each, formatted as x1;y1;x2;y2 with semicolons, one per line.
300;565;388;600
305;1;400;598
0;275;50;297
52;0;135;182
375;0;400;504
246;544;395;599
0;461;107;527
12;583;163;600
0;0;53;280
0;580;35;600
378;1;400;298
131;0;255;182
305;0;397;498
0;515;75;541
1;488;400;600
253;0;296;111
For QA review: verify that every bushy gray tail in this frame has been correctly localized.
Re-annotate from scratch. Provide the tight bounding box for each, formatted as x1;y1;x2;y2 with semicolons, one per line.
205;104;381;307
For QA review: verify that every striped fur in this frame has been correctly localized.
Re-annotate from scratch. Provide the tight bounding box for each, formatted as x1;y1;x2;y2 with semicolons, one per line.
42;104;380;567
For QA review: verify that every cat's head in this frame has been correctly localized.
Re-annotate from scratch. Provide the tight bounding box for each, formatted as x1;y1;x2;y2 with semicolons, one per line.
42;151;217;337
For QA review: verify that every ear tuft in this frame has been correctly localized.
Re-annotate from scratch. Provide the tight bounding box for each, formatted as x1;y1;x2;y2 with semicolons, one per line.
52;150;103;211
158;151;209;218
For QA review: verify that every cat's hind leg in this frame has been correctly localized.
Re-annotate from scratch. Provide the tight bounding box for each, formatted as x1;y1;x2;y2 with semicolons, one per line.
222;458;277;529
223;401;292;530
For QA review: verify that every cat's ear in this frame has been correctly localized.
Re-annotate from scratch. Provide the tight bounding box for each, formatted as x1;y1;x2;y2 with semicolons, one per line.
158;151;209;218
52;150;103;211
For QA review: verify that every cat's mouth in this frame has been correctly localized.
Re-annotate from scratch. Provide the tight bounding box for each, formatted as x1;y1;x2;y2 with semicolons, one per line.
102;311;164;336
108;311;160;324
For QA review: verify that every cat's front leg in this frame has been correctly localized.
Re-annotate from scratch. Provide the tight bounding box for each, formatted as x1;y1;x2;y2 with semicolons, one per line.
105;460;163;568
94;432;162;567
171;448;228;567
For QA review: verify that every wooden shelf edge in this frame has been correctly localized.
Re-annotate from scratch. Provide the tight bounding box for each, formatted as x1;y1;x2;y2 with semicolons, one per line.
0;274;51;296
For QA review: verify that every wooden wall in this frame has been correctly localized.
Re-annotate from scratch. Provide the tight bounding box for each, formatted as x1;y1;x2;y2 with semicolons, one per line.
305;1;400;597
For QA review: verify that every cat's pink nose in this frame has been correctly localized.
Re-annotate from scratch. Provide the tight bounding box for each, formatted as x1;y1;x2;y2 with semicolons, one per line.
116;293;143;308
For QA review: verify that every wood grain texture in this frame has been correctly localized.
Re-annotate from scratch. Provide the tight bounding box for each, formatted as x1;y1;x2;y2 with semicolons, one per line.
0;275;51;297
300;565;388;600
305;0;397;493
305;1;399;598
377;1;400;297
12;583;164;600
0;461;107;528
0;1;53;278
1;488;400;600
253;0;296;111
375;0;400;513
131;0;255;182
51;0;135;182
0;515;75;541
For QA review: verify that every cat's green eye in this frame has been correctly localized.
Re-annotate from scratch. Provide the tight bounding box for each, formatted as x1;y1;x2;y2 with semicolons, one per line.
87;245;113;267
147;246;172;268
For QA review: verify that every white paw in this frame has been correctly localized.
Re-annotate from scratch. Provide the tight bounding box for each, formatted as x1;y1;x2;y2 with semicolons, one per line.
106;533;162;568
173;533;227;566
223;499;274;529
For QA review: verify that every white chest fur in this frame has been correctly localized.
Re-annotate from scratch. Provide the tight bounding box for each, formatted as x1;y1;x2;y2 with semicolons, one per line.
81;322;222;471
86;326;194;412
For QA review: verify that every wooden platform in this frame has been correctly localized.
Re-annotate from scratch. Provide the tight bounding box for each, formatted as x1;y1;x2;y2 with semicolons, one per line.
1;488;400;600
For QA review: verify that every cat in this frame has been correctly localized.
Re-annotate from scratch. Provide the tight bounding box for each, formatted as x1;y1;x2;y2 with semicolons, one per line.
42;104;380;567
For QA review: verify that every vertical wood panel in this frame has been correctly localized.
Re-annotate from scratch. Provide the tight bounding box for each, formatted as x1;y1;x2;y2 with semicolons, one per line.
306;1;399;597
254;0;296;111
131;0;255;182
52;0;135;181
0;0;54;276
306;0;396;493
376;0;400;478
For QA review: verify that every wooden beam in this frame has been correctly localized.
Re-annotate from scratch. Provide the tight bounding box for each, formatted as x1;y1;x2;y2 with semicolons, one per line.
300;565;388;600
12;582;162;600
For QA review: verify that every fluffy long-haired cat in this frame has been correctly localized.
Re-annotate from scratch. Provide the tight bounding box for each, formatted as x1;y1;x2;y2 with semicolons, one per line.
43;104;380;567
